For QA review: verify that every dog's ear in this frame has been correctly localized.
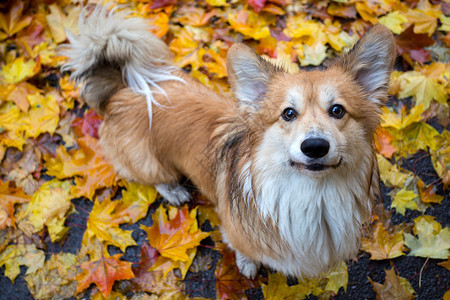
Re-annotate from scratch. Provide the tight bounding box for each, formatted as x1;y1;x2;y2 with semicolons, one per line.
334;25;396;105
227;43;279;111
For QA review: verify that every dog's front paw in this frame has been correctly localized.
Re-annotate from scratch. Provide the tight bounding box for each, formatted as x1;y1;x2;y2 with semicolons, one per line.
156;183;191;206
235;251;260;279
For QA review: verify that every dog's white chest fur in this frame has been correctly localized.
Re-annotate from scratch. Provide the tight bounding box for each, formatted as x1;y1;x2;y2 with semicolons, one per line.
241;160;370;277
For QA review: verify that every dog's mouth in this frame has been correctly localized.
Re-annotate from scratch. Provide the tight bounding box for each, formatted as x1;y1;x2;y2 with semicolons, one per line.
290;156;343;172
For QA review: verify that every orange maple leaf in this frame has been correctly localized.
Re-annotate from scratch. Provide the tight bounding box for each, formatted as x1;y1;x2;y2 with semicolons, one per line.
375;127;397;159
75;253;134;297
141;205;209;262
0;180;31;229
45;135;116;199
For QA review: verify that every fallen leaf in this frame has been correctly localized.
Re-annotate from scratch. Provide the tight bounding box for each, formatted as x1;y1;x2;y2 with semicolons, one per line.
0;243;45;282
396;25;435;64
263;272;311;299
25;252;80;299
362;222;406;260
377;155;412;188
0;180;31;230
369;268;415;300
375;128;397;159
228;9;273;40
71;109;103;139
379;11;408;34
324;261;348;295
0;56;39;84
83;197;137;254
391;188;418;216
117;180;158;223
19;179;72;242
215;250;262;300
76;253;134;298
141;205;209;262
404;215;450;259
45;135;116;200
0;0;32;39
417;179;443;204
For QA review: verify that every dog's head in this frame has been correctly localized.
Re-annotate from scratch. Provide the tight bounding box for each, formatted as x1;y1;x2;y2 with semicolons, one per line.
227;25;396;178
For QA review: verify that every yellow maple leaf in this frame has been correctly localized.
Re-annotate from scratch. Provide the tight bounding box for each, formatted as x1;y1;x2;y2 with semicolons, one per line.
83;197;137;253
379;11;408;34
439;14;450;32
228;9;273;40
26;93;60;138
169;27;200;68
404;215;450;259
405;0;441;36
263;272;314;299
149;247;196;279
362;222;406;260
300;42;328;66
377;155;412;188
0;103;29;149
391;188;418;216
381;105;424;130
429;130;450;188
0;56;39;84
324;261;348;294
142;205;209;262
398;71;447;109
19;179;72;242
117;180;158;223
0;244;45;283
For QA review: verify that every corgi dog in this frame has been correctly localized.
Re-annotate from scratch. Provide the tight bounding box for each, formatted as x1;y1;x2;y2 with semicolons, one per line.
62;7;396;278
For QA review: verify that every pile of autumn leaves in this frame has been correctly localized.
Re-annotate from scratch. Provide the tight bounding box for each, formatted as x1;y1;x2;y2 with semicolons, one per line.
0;0;449;299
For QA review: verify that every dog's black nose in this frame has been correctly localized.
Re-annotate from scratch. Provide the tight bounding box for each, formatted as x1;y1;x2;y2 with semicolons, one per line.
301;138;330;158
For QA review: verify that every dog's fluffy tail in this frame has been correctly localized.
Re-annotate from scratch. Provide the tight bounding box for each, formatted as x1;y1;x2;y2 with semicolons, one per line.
61;6;182;124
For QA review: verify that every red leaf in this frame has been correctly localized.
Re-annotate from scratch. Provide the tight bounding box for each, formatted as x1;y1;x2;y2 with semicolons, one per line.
215;250;262;300
248;0;267;12
132;243;159;277
151;0;177;9
71;109;103;138
76;254;134;297
396;26;435;64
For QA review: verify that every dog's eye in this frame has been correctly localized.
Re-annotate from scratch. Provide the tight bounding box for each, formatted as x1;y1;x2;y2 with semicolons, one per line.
329;104;345;119
281;108;297;121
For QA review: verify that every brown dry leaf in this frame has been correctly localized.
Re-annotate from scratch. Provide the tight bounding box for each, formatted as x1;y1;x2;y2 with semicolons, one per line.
0;0;32;39
369;268;415;300
25;252;80;299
